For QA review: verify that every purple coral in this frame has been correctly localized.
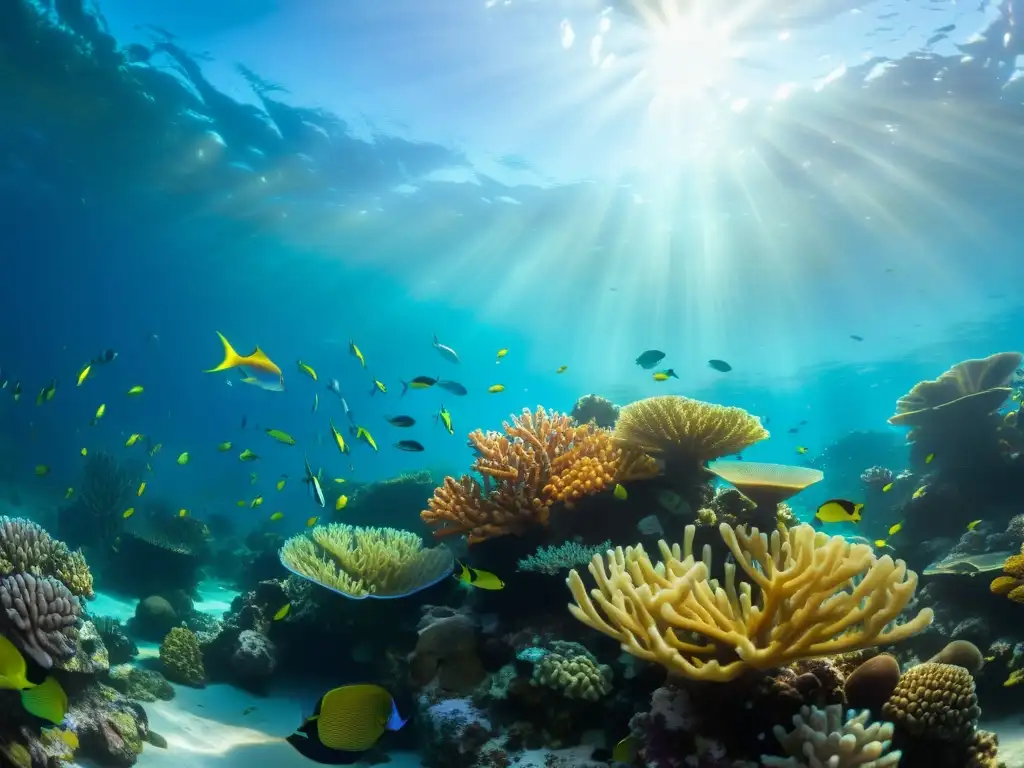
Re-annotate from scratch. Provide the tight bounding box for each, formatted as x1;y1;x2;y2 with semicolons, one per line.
860;466;893;487
0;572;81;668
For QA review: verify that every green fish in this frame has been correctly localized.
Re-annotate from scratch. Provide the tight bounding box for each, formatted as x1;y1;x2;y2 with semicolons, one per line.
265;429;296;446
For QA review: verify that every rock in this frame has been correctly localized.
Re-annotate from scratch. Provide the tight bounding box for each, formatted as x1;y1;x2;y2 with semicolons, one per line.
69;683;149;768
129;596;178;641
56;620;109;674
108;664;175;702
92;616;138;665
229;630;277;690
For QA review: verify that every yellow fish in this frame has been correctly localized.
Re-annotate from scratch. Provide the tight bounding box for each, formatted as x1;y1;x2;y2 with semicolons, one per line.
912;485;928;500
296;360;317;381
796;446;809;455
239;449;259;462
269;511;284;521
815;499;862;524
556;365;567;374
881;482;894;492
967;519;983;531
64;488;74;500
38;380;57;404
612;735;638;764
652;369;678;382
454;561;504;590
125;433;143;447
123;508;135;519
487;384;505;393
370;379;387;395
80;448;87;457
495;348;508;363
355;426;378;452
333;478;346;484
265;429;296;446
176;452;189;465
349;339;366;368
306;516;319;527
206;332;285;392
276;478;286;491
251;496;264;508
888;522;903;536
178;509;189;517
924;452;935;464
93;403;106;421
76;365;92;387
1004;669;1024;687
34;465;49;477
613;483;627;501
329;419;350;455
137;481;146;497
0;634;69;724
273;603;291;620
437;406;453;436
217;441;232;451
126;385;144;396
335;494;348;511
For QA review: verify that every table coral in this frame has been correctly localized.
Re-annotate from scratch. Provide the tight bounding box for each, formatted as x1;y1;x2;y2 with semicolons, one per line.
0;572;81;668
422;406;658;544
159;626;205;687
279;522;454;598
0;516;93;598
567;522;933;682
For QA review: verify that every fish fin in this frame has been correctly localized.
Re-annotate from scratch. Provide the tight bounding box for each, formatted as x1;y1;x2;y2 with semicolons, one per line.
400;381;408;397
0;635;28;688
205;332;243;373
386;700;407;732
20;677;67;724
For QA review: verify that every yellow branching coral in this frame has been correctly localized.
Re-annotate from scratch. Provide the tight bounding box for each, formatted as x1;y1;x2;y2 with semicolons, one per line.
614;396;768;466
279;523;454;599
990;546;1024;603
421;407;658;544
567;522;933;682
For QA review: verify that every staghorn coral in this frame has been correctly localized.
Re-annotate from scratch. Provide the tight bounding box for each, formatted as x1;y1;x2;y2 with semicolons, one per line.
614;395;768;466
567;522;933;682
516;539;611;575
421;406;658;544
525;640;613;701
882;662;980;741
763;704;901;767
0;572;81;668
159;626;205;687
0;516;93;598
279;523;453;599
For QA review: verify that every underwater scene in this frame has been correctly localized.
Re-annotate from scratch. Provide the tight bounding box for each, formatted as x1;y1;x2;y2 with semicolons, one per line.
5;0;1024;766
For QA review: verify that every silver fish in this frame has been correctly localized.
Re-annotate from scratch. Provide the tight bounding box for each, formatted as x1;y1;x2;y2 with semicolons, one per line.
432;333;460;364
312;392;319;413
326;379;342;398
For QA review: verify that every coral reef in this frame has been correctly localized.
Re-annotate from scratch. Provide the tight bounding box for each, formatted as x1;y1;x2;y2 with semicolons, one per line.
707;461;824;529
763;704;901;767
159;626;206;687
0;516;94;598
0;572;82;667
568;523;932;681
92;616;138;665
69;683;150;768
422;406;658;543
570;394;619;429
520;640;612;701
108;665;175;702
882;662;980;741
516;540;611;575
279;522;454;598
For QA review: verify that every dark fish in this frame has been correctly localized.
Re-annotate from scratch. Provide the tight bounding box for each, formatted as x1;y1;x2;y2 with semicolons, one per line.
788;427;800;434
386;416;416;427
850;335;864;341
400;376;438;396
708;359;732;372
635;350;665;370
394;440;425;452
92;349;118;365
437;380;468;396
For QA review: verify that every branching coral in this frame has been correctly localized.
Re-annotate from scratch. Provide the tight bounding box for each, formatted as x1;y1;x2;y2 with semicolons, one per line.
517;540;612;575
0;516;93;598
279;523;453;599
0;572;81;668
567;522;933;682
763;705;901;767
421;406;658;544
614;395;769;466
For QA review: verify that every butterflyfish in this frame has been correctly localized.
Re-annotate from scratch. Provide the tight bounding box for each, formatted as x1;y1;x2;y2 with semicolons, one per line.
269;511;283;521
335;495;348;511
454;561;504;590
176;452;189;465
0;634;69;724
285;684;405;763
34;465;49;477
881;482;894;492
925;452;935;464
888;522;903;536
556;365;567;374
277;478;286;491
205;332;284;392
815;499;863;524
967;519;983;531
217;441;232;451
125;433;143;447
137;481;146;496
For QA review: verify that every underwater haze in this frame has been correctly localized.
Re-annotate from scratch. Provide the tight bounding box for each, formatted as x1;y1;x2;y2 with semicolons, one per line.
3;0;1024;767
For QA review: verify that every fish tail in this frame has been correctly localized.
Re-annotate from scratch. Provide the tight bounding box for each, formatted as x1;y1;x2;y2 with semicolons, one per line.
205;332;243;373
401;380;408;397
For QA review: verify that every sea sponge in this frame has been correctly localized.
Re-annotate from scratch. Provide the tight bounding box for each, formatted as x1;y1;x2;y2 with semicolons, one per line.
159;626;205;687
763;704;901;767
882;662;980;741
422;407;658;543
845;655;901;714
279;523;453;599
0;516;94;598
567;523;932;682
408;609;484;694
0;572;81;668
528;640;612;701
614;395;768;466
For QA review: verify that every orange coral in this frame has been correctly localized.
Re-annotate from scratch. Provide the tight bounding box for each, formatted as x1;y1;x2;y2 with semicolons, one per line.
990;548;1024;603
421;407;658;544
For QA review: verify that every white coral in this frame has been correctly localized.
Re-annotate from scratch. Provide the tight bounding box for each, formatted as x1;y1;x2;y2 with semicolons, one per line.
762;705;901;768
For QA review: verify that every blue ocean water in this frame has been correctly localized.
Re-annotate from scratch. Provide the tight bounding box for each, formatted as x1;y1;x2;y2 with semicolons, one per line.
4;0;1024;766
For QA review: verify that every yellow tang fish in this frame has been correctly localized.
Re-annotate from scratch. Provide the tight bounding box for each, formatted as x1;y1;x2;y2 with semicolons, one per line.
874;539;893;550
556;365;567;374
137;481;146;497
125;433;143;447
912;485;927;500
796;446;808;455
273;603;290;620
251;496;264;508
0;634;69;724
64;488;74;500
306;516;319;527
495;348;508;363
239;449;259;462
94;403;106;420
276;478;286;491
335;495;348;511
296;360;317;381
924;452;935;464
652;369;678;382
176;452;189;465
888;522;903;536
356;426;378;452
487;384;505;394
217;441;232;451
76;365;92;387
349;339;366;368
454;561;504;590
613;483;627;501
178;509;189;517
80;448;87;457
815;499;862;524
34;465;50;477
123;508;135;519
612;735;638;764
329;419;350;455
881;482;894;492
126;386;144;396
967;519;983;531
265;429;296;446
269;511;284;521
205;332;285;393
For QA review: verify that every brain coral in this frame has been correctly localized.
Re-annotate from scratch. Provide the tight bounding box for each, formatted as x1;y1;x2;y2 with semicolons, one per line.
882;662;980;742
0;572;82;668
